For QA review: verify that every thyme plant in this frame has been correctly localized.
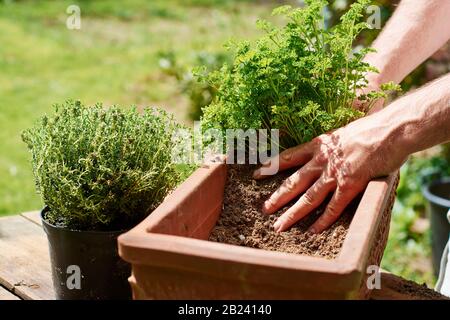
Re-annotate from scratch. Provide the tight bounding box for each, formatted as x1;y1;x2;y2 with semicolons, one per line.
22;100;184;231
200;0;398;150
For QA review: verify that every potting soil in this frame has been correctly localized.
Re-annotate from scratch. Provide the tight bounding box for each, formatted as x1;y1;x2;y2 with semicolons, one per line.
209;165;355;259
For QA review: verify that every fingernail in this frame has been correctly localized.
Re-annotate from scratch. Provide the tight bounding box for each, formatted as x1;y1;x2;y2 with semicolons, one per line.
273;220;281;232
262;201;271;214
253;169;260;179
281;151;292;161
308;226;317;234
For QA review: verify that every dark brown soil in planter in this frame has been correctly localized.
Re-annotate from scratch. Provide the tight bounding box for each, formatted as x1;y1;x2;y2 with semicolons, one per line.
396;281;449;300
209;165;355;259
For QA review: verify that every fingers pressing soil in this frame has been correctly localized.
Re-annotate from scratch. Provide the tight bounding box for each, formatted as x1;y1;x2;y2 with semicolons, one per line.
209;165;356;259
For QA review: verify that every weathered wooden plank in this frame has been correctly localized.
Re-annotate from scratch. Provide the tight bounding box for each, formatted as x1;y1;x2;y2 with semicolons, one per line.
371;271;449;300
0;215;55;300
21;210;42;227
0;285;20;300
3;212;447;300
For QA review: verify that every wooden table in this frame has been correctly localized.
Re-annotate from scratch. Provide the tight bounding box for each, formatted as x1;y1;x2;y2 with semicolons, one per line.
0;211;54;300
0;211;447;300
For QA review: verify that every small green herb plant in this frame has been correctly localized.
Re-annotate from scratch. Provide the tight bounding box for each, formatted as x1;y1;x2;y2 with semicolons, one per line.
199;0;398;150
22;100;186;231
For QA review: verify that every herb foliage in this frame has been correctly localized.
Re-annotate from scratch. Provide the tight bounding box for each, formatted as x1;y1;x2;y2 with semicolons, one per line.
22;100;184;230
200;0;398;150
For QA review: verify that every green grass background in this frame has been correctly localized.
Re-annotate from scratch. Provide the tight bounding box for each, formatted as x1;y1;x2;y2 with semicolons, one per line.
0;0;273;215
0;0;435;286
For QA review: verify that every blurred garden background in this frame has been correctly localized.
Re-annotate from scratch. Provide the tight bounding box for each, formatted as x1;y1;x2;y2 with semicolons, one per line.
1;0;449;287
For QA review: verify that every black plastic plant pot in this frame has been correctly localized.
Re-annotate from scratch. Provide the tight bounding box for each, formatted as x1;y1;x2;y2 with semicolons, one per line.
422;178;450;276
41;208;131;300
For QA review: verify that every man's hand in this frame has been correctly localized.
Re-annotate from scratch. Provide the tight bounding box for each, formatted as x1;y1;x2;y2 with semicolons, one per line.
251;0;450;234
253;110;409;234
253;72;450;234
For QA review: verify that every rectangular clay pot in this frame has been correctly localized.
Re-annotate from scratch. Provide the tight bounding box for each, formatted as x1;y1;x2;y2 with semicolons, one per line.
118;163;399;299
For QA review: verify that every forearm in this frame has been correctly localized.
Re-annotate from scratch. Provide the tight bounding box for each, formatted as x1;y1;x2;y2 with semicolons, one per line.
364;0;450;86
376;73;450;157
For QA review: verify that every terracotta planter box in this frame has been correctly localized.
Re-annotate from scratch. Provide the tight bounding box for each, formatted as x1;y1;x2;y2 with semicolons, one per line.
118;163;398;299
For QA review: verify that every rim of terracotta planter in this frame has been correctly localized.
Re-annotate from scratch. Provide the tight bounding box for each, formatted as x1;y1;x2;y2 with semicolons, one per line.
119;163;398;279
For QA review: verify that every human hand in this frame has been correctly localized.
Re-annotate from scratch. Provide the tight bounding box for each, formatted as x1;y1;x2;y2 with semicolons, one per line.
253;110;408;234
